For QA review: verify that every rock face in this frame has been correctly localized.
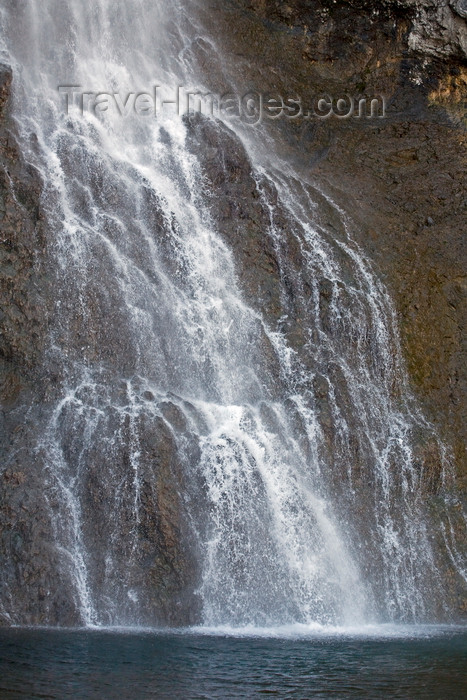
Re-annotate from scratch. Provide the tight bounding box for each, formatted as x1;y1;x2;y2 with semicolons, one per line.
206;0;467;491
0;66;200;626
408;0;467;59
0;0;466;624
236;0;467;60
191;0;467;614
184;111;465;619
0;64;63;626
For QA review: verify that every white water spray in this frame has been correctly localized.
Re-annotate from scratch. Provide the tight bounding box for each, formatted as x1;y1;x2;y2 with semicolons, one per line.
1;0;463;627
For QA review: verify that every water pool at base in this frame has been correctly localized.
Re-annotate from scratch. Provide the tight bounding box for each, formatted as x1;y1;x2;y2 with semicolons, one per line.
0;626;466;699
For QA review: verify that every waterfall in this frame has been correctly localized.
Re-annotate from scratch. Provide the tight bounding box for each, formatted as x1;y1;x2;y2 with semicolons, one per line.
1;0;462;628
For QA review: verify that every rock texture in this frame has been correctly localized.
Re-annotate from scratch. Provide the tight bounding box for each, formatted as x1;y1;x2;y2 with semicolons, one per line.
0;63;62;626
196;0;467;613
1;0;466;623
408;0;467;59
234;0;467;60
184;108;465;618
0;66;200;626
203;0;467;488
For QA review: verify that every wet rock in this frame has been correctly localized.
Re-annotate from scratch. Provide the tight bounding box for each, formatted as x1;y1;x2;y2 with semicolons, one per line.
207;0;467;614
184;113;283;319
0;64;64;626
1;0;466;625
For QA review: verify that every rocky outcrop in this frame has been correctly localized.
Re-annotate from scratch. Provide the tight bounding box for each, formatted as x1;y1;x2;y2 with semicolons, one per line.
236;0;467;61
1;0;466;624
408;0;467;60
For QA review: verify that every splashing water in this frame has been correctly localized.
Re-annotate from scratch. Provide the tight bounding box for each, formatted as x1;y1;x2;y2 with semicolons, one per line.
1;0;465;628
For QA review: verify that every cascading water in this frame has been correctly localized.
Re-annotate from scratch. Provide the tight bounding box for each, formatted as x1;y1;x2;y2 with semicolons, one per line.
1;0;464;628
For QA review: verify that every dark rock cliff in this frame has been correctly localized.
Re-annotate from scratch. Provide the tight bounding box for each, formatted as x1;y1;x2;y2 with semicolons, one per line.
195;0;467;614
200;0;467;493
0;64;62;625
0;0;466;623
0;67;200;626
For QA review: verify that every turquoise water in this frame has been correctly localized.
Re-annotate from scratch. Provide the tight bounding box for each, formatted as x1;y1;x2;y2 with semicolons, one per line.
0;626;466;698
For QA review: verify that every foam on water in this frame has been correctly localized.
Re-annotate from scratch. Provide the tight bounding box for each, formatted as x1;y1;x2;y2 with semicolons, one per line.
188;623;467;640
1;0;465;628
12;622;467;642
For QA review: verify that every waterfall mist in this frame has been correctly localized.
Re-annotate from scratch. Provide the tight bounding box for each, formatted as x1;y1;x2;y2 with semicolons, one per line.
0;0;464;628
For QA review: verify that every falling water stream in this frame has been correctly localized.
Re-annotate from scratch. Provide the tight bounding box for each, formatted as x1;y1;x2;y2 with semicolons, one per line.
0;0;464;630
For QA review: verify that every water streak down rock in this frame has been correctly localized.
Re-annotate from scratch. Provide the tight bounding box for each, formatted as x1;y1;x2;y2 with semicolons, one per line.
0;0;466;626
